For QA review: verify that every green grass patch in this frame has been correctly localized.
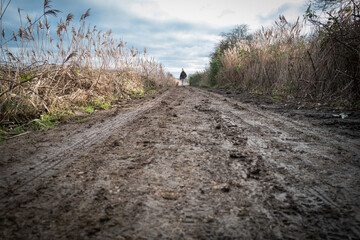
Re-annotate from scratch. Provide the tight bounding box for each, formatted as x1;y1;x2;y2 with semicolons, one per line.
38;113;59;130
31;111;72;131
92;98;112;109
13;125;26;134
98;102;111;109
82;106;95;114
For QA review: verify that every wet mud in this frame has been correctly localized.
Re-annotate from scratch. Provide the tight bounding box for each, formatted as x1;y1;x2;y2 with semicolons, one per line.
0;87;359;239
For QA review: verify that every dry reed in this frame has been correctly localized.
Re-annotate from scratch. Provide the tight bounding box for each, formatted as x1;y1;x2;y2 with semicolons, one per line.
208;0;360;104
0;0;175;126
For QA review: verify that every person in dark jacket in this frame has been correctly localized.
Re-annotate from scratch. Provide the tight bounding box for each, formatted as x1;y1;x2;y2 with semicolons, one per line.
179;68;187;86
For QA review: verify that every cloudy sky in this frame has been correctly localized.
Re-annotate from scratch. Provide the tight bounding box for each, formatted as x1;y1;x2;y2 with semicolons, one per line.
3;0;308;77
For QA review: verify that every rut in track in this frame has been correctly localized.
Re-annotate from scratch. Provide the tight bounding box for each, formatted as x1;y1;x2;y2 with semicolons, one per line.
0;87;359;239
0;90;170;201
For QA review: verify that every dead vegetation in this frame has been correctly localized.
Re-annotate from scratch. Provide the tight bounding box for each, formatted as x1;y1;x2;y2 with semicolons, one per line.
0;0;175;133
191;0;360;105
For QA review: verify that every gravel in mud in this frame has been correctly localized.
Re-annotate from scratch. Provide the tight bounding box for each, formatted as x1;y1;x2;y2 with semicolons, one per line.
0;87;359;239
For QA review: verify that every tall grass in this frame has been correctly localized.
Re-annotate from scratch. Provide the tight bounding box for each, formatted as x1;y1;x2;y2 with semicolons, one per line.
0;0;175;126
220;17;310;95
199;0;359;104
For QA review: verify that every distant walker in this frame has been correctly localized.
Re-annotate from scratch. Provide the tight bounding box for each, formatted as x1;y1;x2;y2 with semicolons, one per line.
179;68;187;86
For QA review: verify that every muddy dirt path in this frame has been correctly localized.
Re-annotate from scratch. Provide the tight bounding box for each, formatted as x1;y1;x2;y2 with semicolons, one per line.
0;87;359;239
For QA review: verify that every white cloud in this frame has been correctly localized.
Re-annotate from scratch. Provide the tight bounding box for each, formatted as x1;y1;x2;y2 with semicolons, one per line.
126;0;306;29
83;0;307;30
4;0;309;77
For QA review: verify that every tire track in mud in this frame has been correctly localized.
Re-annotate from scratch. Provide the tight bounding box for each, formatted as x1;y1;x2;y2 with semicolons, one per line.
195;88;360;238
100;86;359;239
0;90;170;202
1;87;359;239
125;89;259;239
200;88;360;158
198;88;360;188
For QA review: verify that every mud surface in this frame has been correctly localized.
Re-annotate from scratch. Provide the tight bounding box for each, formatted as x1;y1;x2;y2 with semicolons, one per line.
0;87;359;239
